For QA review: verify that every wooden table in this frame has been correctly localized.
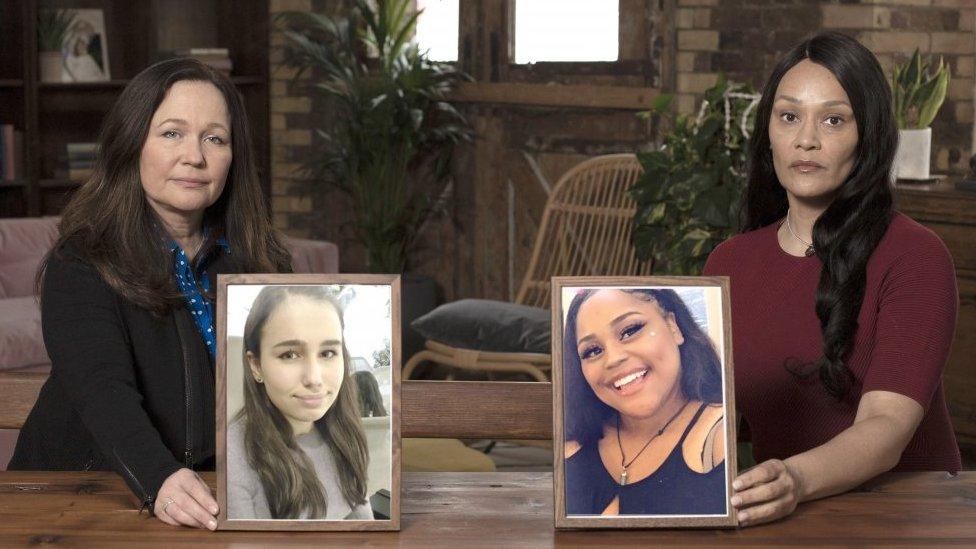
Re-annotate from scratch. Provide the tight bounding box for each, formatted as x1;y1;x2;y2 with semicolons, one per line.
0;471;972;547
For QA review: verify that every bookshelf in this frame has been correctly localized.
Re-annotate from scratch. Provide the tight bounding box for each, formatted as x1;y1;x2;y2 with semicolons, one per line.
0;0;271;217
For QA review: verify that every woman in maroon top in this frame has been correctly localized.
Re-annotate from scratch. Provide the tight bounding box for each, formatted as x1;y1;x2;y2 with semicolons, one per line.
703;32;960;527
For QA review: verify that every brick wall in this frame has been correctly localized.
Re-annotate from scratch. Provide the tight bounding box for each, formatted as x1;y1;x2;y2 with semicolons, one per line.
269;0;397;270
268;0;336;241
267;1;976;284
675;0;976;173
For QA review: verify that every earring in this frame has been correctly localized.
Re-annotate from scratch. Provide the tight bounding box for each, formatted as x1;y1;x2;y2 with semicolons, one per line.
254;376;263;383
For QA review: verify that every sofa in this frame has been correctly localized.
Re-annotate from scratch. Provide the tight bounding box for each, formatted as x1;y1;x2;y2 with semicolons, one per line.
0;216;340;468
0;217;340;371
0;217;60;373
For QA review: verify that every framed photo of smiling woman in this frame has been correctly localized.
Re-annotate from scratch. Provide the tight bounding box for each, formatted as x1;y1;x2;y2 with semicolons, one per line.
552;276;737;529
216;274;400;531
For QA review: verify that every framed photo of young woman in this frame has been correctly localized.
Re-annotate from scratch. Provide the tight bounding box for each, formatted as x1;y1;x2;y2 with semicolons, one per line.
552;276;737;529
216;274;400;531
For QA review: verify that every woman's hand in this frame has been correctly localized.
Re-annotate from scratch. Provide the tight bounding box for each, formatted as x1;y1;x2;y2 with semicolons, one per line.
730;459;803;527
153;468;219;530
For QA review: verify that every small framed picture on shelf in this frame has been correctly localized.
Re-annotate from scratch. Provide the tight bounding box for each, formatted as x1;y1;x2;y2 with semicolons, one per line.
61;9;111;82
216;274;400;531
552;276;737;529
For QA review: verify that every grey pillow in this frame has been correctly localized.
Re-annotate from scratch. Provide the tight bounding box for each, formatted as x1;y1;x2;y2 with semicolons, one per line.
410;299;550;354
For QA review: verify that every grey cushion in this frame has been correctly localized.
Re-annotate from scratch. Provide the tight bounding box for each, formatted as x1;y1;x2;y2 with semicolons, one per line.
410;299;550;354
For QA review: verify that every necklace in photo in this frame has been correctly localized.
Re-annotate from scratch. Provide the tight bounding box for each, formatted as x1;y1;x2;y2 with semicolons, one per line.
616;401;689;486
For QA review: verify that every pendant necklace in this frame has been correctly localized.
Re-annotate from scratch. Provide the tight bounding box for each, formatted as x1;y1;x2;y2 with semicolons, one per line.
785;210;815;257
616;401;689;486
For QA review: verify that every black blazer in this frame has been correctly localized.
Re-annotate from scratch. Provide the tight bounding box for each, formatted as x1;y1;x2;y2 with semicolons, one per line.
9;241;237;510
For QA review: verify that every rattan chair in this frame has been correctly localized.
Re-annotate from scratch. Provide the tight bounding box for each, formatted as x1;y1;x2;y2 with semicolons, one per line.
403;153;652;381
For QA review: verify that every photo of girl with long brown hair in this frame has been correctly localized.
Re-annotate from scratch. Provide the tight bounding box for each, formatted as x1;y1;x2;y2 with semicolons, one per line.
225;285;388;520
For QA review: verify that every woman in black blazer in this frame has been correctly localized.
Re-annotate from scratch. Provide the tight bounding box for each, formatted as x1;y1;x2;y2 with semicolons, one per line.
9;58;290;530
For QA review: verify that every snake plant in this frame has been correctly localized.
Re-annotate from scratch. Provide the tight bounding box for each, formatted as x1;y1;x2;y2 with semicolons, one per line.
892;49;950;130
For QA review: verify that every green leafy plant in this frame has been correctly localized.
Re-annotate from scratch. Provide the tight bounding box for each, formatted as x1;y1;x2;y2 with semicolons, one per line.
37;8;75;52
630;77;758;275
892;49;949;129
277;0;474;273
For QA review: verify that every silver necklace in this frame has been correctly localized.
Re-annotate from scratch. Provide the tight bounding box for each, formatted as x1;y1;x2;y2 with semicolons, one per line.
785;211;815;257
615;401;689;486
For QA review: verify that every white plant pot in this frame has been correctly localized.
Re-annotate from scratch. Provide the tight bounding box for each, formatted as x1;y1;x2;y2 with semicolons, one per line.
893;127;932;180
38;51;62;83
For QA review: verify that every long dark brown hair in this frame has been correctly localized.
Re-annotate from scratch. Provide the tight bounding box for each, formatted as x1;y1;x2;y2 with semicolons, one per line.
353;371;388;417
563;289;723;447
744;32;897;400
40;58;289;313
240;286;369;519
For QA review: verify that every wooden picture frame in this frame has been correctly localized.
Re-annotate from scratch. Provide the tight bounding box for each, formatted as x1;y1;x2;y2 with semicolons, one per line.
216;274;400;531
552;276;737;529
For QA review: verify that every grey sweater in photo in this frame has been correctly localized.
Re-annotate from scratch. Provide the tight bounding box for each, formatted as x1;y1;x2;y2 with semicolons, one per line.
226;419;373;520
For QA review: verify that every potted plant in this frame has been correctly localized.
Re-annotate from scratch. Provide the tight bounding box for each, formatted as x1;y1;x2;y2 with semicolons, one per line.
892;49;950;181
629;77;758;275
277;0;473;361
276;0;473;274
37;9;75;83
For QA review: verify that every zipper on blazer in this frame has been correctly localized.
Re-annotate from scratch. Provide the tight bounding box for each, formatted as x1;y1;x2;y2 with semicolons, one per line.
113;448;153;513
181;326;193;468
174;314;194;469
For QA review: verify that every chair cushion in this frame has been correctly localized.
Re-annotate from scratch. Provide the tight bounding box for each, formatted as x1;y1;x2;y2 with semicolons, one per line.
402;438;496;472
411;299;550;354
0;296;49;370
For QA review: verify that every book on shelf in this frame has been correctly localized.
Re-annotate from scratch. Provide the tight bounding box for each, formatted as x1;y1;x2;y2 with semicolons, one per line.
68;168;94;182
174;48;233;75
0;124;24;183
178;48;230;56
67;142;99;182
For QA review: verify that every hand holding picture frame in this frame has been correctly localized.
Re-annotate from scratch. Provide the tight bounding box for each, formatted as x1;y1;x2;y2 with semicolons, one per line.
552;276;737;529
216;274;400;531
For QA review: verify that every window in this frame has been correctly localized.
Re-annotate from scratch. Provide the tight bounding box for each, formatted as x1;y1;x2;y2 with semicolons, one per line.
414;0;459;62
514;0;618;64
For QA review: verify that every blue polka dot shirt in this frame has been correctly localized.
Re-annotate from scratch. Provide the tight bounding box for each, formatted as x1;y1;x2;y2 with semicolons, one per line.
168;236;230;358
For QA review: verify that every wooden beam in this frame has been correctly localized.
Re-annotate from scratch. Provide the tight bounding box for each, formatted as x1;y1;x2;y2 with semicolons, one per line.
449;82;662;110
402;380;552;440
0;374;555;440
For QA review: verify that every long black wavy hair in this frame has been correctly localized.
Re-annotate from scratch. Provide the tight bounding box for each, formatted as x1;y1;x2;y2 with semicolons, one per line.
743;32;897;400
563;289;723;447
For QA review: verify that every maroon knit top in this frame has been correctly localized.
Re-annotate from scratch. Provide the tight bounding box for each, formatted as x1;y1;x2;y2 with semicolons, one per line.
703;212;961;473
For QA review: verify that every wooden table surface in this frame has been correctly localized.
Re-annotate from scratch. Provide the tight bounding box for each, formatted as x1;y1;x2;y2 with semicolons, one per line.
0;471;972;547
